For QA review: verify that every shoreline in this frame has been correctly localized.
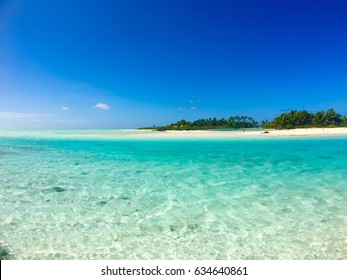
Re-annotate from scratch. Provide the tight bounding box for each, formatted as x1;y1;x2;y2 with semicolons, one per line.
1;127;347;139
134;127;347;139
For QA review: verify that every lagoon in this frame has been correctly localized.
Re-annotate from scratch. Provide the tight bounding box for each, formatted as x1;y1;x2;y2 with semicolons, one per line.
1;130;347;259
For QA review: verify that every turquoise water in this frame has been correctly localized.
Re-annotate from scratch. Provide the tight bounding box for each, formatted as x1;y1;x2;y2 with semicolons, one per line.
1;131;347;259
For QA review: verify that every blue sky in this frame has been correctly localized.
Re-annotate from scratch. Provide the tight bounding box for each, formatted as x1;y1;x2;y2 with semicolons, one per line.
1;0;347;129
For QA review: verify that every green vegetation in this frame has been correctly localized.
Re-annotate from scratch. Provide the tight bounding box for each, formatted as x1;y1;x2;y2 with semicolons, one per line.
343;115;347;125
141;109;346;131
263;109;345;129
142;116;259;131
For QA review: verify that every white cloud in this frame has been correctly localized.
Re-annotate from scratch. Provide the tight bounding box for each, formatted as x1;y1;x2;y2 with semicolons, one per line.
94;103;111;110
61;107;70;111
189;99;200;104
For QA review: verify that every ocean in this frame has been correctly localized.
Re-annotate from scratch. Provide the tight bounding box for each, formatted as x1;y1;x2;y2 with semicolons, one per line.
1;130;347;259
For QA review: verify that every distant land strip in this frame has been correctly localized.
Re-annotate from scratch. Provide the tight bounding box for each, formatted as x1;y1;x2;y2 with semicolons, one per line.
140;109;347;131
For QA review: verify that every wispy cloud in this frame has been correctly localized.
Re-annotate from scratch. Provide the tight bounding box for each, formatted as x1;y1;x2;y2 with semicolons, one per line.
61;106;70;111
0;112;50;120
94;103;111;110
189;99;200;104
177;106;197;111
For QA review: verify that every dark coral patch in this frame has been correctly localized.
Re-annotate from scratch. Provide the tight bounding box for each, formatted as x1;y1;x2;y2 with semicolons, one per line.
52;187;66;193
96;201;108;206
0;245;11;260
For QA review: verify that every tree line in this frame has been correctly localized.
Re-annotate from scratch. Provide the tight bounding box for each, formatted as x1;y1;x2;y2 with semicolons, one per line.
262;109;347;129
142;109;347;131
143;116;258;130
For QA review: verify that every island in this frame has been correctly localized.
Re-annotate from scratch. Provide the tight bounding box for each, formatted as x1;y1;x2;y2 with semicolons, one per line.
140;109;347;131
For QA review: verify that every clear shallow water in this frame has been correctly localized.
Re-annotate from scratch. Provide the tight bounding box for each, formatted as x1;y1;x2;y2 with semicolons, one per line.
1;132;347;259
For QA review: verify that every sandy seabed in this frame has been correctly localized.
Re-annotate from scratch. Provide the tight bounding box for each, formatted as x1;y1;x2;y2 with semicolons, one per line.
1;128;347;259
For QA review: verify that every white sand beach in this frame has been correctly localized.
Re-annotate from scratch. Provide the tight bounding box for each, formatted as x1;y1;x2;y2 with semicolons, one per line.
128;127;347;139
1;127;347;139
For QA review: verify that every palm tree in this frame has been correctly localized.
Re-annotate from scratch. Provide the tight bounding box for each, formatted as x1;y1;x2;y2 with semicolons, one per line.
280;113;290;129
325;109;342;126
313;111;326;127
